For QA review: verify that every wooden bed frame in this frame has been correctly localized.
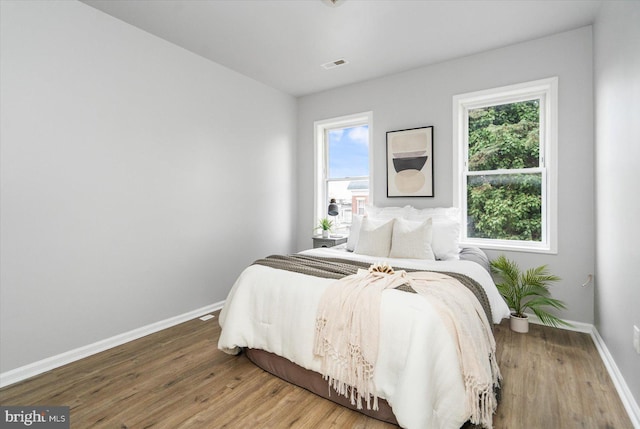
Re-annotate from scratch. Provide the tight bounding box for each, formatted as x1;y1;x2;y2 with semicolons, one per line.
245;348;484;428
245;347;399;425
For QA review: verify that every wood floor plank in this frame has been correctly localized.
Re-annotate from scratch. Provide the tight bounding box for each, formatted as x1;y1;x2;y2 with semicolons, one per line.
0;311;633;428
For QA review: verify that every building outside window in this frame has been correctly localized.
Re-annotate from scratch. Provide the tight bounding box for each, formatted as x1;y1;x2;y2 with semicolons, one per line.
314;112;372;235
453;78;557;253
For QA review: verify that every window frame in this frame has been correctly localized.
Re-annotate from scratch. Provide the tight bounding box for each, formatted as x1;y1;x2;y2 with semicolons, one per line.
314;112;373;232
452;77;558;254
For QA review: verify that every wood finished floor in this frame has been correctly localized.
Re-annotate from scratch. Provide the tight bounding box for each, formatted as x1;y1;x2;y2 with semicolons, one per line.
0;310;633;429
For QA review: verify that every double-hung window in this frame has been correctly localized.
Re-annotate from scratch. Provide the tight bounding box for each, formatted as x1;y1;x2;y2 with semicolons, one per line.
314;112;372;235
453;78;558;253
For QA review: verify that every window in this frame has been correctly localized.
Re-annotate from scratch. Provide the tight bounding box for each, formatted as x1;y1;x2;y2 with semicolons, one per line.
314;112;372;235
453;78;557;253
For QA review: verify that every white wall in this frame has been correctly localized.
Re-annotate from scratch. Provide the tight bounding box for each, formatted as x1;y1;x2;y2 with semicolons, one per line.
297;27;595;324
594;0;640;408
0;0;297;373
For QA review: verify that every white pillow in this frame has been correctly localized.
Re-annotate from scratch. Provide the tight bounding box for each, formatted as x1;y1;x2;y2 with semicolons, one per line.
346;215;363;252
406;207;461;260
406;206;459;222
431;218;461;260
354;218;395;257
364;205;411;220
389;218;435;260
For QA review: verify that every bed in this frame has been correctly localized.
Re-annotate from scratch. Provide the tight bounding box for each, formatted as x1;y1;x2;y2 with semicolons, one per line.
218;206;510;429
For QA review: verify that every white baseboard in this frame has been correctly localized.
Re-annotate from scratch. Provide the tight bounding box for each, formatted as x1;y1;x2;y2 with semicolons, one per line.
526;313;640;428
590;327;640;428
525;312;593;333
0;301;225;389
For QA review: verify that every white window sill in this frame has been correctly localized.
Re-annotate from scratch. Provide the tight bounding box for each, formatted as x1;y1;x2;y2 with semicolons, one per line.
460;239;557;255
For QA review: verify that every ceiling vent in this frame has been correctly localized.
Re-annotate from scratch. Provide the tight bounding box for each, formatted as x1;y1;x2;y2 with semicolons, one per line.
322;0;346;7
322;59;349;70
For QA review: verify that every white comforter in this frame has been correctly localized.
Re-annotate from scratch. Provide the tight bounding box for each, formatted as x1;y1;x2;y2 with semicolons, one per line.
218;248;510;429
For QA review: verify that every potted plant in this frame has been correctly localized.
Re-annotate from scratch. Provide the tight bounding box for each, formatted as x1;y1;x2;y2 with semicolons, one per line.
315;217;333;238
490;255;569;333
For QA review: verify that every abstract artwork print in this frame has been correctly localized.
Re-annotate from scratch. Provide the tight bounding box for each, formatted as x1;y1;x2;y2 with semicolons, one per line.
386;126;434;197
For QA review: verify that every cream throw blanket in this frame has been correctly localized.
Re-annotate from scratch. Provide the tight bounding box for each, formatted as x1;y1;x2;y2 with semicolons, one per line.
313;266;500;429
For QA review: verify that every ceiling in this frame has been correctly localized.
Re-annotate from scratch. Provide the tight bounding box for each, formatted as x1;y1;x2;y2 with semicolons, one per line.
81;0;603;97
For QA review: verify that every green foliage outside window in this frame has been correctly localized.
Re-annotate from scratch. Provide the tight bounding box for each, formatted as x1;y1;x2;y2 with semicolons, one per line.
467;100;542;241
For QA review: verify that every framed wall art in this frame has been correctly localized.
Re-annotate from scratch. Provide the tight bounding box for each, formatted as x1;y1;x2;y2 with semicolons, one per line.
386;126;434;197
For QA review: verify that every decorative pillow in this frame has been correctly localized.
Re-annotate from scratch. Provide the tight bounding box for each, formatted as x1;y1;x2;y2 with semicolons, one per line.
346;214;363;252
354;217;395;257
406;206;460;222
389;218;435;260
364;205;411;220
406;207;461;260
431;218;461;260
459;246;491;273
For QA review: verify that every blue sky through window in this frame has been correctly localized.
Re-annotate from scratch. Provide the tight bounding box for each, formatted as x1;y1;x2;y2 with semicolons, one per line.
328;125;369;178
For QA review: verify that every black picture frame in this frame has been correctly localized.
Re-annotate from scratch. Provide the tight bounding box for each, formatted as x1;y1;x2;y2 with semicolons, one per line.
386;126;434;197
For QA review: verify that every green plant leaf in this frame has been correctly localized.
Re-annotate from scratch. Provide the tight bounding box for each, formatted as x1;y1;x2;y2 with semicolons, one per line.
530;306;573;328
314;217;333;231
490;255;568;328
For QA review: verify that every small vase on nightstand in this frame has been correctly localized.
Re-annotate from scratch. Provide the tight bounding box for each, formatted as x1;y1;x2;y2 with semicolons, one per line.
322;229;329;238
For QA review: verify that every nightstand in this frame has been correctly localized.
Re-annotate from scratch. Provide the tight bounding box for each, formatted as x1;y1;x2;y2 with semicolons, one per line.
312;235;348;248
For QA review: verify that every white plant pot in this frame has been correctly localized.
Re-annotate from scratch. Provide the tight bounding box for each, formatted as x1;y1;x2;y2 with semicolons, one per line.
510;314;529;333
322;230;329;238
